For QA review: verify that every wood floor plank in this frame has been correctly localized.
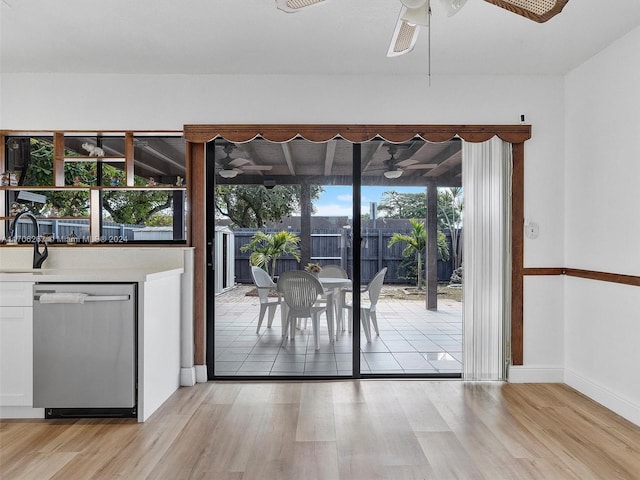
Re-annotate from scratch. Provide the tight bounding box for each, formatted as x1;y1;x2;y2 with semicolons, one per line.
141;404;230;480
8;451;78;480
241;403;300;480
334;401;386;480
416;431;484;479
393;381;450;433
60;414;191;480
296;382;336;442
361;381;430;467
2;381;640;480
202;400;268;474
288;440;340;480
380;464;438;480
268;381;302;405
463;383;557;460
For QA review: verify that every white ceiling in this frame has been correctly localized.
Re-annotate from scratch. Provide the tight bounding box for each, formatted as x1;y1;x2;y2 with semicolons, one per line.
1;0;640;76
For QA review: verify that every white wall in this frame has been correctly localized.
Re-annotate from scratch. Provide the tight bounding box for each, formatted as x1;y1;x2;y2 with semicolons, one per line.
565;25;640;425
1;72;567;379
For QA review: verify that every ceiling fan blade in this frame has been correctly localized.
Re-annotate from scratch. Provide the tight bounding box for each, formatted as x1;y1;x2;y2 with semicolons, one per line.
276;0;326;13
387;7;421;57
405;163;438;169
396;158;418;167
229;158;251;167
241;165;273;171
483;0;570;23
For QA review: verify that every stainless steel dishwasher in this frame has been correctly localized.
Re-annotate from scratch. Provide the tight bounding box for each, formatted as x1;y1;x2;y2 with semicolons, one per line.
33;283;137;418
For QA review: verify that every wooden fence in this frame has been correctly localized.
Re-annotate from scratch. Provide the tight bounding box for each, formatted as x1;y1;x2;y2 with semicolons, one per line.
233;228;456;285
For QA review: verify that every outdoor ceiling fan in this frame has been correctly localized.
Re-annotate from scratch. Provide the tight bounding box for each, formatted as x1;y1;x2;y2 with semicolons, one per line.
217;144;272;179
370;146;437;179
276;0;570;57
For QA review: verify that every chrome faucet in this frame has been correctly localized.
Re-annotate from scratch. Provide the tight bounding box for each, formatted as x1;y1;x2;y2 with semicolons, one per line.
10;211;49;269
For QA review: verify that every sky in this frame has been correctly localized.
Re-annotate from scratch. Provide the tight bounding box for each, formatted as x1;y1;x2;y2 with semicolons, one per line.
313;185;427;218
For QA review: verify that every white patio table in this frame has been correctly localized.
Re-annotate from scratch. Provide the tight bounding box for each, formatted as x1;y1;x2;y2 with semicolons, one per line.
318;277;352;333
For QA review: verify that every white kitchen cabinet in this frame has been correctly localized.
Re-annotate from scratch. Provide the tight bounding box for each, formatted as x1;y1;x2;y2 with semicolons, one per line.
0;267;184;422
0;282;34;406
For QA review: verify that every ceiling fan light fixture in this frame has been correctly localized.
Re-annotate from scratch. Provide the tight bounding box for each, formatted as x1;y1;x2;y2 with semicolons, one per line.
401;5;430;26
383;169;403;179
219;168;239;179
400;0;428;8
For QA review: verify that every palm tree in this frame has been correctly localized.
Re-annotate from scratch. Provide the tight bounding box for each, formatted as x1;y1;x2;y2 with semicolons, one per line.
240;230;301;280
437;187;463;270
388;219;449;289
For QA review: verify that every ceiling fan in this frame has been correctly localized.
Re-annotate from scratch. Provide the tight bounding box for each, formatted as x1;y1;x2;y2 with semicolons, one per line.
370;146;437;179
216;144;272;179
276;0;570;57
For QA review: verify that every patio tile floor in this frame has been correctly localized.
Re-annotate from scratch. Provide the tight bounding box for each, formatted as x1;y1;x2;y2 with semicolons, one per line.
213;285;462;376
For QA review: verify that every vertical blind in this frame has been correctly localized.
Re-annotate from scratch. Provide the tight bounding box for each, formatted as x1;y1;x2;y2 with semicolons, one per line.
462;137;512;380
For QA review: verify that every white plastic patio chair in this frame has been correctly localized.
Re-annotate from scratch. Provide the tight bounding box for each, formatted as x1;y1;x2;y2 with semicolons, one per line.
318;265;348;279
345;267;387;343
250;266;282;334
277;270;332;350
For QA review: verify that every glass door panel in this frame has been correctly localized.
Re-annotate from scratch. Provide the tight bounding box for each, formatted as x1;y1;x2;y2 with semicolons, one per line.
359;139;463;376
211;138;353;377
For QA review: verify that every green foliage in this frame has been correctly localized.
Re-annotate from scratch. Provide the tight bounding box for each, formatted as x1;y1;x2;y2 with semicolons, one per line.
215;184;322;228
437;187;463;269
378;191;426;219
377;188;464;232
240;230;301;279
20;138;173;225
144;214;174;227
388;219;449;289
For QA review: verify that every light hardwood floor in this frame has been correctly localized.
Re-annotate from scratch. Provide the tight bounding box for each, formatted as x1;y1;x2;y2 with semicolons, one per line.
2;381;640;479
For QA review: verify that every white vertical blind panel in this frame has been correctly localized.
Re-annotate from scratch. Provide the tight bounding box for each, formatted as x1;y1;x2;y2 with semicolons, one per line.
462;137;512;380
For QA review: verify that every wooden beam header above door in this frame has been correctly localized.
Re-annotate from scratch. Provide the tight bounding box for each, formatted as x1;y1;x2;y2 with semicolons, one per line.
183;124;532;145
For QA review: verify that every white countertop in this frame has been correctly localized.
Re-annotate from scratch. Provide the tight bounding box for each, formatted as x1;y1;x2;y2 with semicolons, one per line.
0;267;184;283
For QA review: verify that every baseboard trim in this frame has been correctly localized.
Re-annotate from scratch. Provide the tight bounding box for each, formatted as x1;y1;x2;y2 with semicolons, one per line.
508;365;564;383
180;367;196;387
565;369;640;427
195;365;208;383
0;406;45;419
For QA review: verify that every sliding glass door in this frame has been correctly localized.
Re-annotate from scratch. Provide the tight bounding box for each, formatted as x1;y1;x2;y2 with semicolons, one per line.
208;135;463;378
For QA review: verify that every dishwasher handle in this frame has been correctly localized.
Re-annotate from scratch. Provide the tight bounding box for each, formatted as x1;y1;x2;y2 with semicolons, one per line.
35;293;130;303
85;295;130;302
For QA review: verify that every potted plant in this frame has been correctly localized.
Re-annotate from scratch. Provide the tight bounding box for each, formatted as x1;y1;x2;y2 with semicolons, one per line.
304;262;322;276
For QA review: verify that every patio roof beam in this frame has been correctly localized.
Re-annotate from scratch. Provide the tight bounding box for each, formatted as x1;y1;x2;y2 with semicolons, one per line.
323;140;337;176
216;173;462;188
281;142;296;175
423;143;462;178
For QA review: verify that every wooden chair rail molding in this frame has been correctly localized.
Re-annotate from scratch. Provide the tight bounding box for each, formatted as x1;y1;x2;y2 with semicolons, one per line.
524;267;640;287
185;123;531;369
